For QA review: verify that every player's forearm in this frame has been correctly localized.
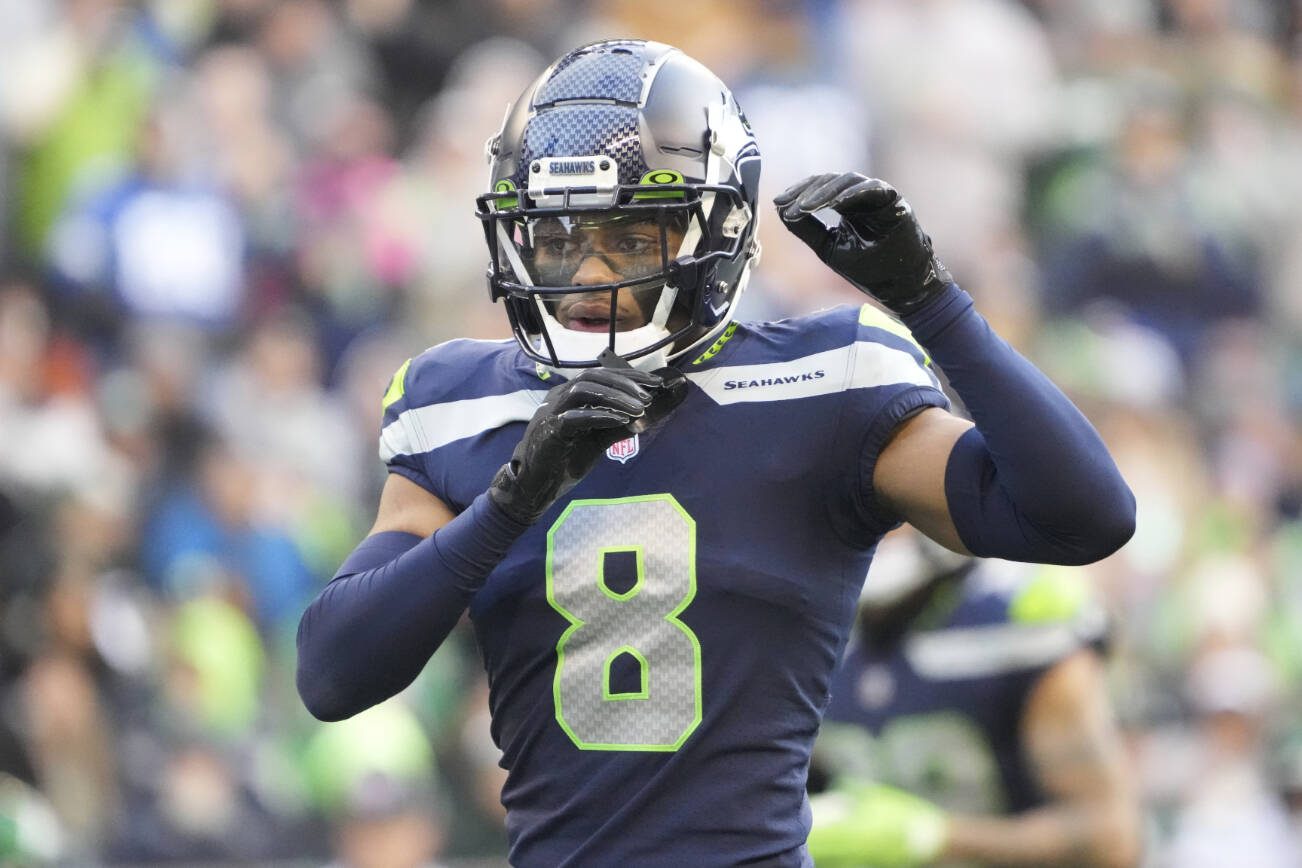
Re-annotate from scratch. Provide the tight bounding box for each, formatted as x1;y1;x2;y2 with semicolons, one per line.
296;492;527;721
943;800;1141;868
901;285;1135;564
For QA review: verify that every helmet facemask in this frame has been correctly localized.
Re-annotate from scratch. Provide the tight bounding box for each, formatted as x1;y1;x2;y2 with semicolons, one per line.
478;178;750;370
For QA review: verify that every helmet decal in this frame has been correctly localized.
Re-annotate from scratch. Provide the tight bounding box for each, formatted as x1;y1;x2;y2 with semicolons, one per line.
514;105;649;190
535;48;644;106
492;178;518;210
634;170;687;200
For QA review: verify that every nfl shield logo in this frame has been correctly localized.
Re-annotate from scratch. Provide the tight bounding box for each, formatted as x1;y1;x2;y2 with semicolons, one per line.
606;434;640;464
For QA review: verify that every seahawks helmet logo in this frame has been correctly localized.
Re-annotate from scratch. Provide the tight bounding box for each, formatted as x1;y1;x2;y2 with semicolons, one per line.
549;160;597;175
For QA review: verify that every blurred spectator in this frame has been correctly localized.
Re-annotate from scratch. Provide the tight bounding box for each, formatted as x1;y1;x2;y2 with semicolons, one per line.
1164;644;1296;867
207;309;363;506
1036;81;1267;361
387;37;546;344
293;92;409;360
304;702;447;867
10;0;164;257
190;44;296;255
0;275;127;504
255;0;375;153
342;0;475;149
104;594;315;863
0;772;65;863
328;772;448;868
844;0;1062;278
47;96;247;331
138;425;316;633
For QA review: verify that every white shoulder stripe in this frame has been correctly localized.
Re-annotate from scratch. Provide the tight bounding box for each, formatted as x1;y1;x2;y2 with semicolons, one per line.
904;615;1101;680
686;341;936;406
852;339;941;393
379;389;543;460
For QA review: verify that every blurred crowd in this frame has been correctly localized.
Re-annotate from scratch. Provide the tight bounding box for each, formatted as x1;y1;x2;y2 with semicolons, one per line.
0;0;1299;864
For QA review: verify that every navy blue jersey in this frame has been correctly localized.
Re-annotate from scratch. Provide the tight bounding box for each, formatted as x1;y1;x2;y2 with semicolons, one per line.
818;564;1106;816
378;305;947;867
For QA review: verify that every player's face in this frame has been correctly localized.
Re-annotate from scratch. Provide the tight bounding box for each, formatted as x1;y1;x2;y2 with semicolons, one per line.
536;216;686;333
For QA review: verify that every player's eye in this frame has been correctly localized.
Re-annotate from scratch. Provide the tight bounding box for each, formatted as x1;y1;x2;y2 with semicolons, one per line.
537;237;577;257
612;235;657;256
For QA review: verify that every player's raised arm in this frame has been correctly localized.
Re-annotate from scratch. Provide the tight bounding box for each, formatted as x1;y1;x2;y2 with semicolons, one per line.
295;364;687;721
775;174;1135;564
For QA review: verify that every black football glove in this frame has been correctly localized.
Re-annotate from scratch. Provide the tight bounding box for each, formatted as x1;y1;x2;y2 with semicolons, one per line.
488;354;688;524
773;173;953;315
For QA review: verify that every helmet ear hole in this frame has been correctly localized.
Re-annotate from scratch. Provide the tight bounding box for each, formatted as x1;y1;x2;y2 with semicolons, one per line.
693;268;727;327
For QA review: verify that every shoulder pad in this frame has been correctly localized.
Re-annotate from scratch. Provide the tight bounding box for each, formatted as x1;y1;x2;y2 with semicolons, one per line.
384;338;525;417
378;339;544;464
855;303;930;368
381;357;412;414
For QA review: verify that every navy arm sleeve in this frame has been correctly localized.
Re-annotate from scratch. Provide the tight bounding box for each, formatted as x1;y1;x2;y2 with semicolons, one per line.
901;285;1136;564
295;492;528;721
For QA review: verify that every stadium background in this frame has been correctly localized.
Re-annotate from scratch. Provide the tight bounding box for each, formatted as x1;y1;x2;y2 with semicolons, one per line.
0;0;1300;864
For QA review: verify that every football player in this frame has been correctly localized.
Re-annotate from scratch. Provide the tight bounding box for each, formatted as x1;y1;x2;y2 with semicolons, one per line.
808;531;1141;867
296;40;1135;866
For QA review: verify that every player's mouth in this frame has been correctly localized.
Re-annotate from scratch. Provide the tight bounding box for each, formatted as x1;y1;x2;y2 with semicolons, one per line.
560;300;640;332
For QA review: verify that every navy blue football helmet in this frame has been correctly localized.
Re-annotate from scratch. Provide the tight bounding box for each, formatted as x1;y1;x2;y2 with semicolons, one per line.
476;40;761;369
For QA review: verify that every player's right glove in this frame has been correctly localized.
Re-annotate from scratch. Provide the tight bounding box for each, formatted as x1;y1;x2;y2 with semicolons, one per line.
807;781;949;868
488;360;687;524
773;173;952;316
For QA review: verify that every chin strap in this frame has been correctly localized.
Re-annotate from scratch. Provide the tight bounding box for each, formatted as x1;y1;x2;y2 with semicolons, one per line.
536;341;670;379
532;315;673;373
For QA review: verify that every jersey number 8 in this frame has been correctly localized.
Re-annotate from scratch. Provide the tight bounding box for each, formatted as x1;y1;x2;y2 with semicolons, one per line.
546;495;703;751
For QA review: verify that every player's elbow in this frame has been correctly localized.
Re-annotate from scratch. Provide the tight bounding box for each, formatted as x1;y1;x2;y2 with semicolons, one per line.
1034;477;1136;567
295;615;365;722
296;657;361;722
1073;481;1137;565
1009;502;1135;568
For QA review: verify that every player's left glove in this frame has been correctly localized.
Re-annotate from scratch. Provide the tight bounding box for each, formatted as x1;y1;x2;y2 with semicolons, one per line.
807;781;948;868
773;173;952;315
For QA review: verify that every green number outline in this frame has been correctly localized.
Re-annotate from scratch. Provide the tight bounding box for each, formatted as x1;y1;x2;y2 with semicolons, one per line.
546;493;703;751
